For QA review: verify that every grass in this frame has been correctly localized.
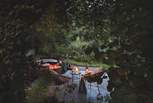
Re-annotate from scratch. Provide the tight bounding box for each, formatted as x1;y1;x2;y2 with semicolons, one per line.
65;59;111;70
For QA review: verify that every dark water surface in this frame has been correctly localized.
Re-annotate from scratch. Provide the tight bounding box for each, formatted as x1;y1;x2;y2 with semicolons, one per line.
48;67;111;103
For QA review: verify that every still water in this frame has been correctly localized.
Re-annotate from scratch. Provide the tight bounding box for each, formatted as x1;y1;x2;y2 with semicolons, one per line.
49;67;111;103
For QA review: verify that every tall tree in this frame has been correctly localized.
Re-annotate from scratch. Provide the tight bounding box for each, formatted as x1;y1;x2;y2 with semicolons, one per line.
0;0;53;103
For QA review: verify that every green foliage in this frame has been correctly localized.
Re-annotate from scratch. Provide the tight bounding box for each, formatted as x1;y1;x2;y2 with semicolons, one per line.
0;0;54;103
25;78;49;103
65;59;110;69
25;70;54;103
1;0;152;102
65;0;153;103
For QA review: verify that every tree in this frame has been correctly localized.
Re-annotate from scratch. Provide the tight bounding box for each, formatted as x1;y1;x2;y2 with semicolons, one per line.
0;0;53;103
65;0;153;102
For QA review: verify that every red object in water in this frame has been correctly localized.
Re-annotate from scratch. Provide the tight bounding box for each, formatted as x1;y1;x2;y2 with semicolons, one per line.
48;64;61;70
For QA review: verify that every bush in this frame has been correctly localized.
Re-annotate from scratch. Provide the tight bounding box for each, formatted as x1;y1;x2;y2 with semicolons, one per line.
25;77;49;103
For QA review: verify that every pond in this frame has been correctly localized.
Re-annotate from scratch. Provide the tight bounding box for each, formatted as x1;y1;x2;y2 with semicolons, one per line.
48;67;111;103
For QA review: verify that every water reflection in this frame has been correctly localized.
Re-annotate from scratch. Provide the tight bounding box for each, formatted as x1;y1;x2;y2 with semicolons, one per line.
49;67;111;103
